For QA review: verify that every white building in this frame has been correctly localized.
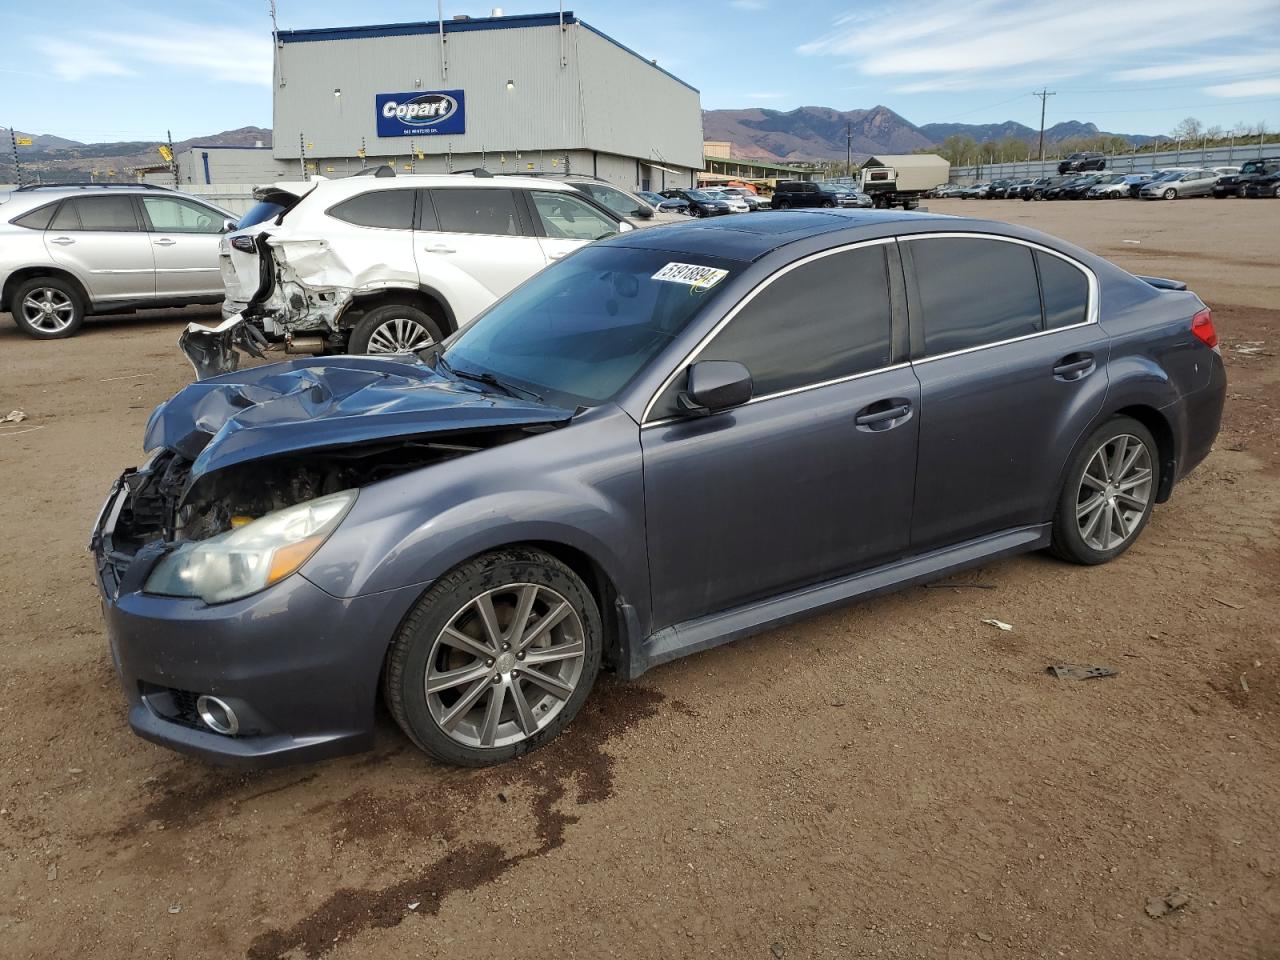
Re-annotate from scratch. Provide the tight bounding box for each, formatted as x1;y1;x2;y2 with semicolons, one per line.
271;10;704;191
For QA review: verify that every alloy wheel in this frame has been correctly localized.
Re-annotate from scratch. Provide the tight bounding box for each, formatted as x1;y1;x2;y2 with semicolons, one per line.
20;287;75;334
365;316;435;353
424;583;587;749
1075;434;1153;552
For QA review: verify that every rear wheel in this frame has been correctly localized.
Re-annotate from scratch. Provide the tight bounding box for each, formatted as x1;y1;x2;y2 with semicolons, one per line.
773;199;790;210
1049;417;1159;565
348;302;444;355
12;276;85;339
384;548;602;766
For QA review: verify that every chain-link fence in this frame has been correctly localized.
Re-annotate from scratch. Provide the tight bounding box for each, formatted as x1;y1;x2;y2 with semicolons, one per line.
950;138;1279;184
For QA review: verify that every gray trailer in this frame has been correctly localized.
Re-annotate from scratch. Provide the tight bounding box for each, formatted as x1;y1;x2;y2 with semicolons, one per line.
860;154;950;209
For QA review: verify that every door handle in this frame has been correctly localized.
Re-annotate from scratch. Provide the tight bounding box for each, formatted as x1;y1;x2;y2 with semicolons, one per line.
423;244;455;254
854;399;912;430
153;238;177;247
1053;353;1095;381
49;236;75;245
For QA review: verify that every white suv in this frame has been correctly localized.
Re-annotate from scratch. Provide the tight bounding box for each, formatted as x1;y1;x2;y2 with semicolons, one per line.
213;170;633;369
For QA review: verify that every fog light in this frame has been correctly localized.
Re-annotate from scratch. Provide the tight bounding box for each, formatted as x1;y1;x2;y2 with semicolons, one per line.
196;695;240;736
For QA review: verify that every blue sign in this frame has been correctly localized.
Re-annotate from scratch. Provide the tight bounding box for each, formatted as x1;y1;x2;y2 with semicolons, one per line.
376;90;465;137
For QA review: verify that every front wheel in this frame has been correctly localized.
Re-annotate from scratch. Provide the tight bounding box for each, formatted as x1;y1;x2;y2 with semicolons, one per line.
384;549;602;766
1163;188;1177;200
1049;417;1159;565
348;303;444;355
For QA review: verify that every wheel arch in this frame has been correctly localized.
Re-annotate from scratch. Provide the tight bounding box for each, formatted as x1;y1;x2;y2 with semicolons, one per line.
2;266;91;314
1111;404;1176;502
335;284;457;334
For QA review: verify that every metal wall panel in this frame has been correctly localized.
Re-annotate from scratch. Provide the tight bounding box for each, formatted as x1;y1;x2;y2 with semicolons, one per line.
273;20;703;169
573;28;704;170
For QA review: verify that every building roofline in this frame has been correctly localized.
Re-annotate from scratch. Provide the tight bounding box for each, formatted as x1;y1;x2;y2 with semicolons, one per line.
185;144;273;151
276;11;698;94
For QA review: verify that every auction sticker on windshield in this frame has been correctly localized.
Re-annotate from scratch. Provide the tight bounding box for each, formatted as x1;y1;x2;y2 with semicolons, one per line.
652;262;729;290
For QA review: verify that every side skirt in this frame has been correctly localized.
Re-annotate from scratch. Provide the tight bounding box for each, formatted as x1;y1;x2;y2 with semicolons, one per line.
626;523;1052;679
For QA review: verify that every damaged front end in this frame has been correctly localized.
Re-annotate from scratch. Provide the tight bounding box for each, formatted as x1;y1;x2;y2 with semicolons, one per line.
91;356;574;599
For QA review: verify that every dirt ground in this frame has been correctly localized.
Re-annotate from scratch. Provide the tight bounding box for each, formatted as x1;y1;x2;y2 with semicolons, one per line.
1;198;1277;960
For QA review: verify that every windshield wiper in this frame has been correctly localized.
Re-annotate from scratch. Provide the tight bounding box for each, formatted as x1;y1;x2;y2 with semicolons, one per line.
438;356;543;403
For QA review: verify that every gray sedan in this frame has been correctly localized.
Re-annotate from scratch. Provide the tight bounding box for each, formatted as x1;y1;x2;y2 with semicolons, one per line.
1139;168;1219;200
92;210;1225;768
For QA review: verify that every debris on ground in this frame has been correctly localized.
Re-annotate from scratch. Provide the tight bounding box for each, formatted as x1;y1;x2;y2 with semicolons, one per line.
47;865;56;881
975;931;994;942
168;904;182;915
407;901;420;911
1047;664;1118;680
1233;342;1267;357
1211;596;1244;610
1146;889;1191;919
2;410;27;423
982;618;1013;631
926;581;997;590
771;943;785;958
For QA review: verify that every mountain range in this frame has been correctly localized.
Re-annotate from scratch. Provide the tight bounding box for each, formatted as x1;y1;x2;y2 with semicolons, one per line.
3;108;1152;180
703;106;1153;163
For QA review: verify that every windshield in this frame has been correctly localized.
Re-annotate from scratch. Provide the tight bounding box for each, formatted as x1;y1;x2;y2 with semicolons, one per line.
442;247;742;407
237;200;287;229
684;190;714;201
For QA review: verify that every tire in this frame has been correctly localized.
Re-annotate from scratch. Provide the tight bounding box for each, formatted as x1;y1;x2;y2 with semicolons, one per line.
820;199;836;208
384;548;603;766
1273;184;1280;199
1049;417;1159;566
11;276;85;339
1236;186;1246;198
348;302;444;355
1032;191;1044;201
1163;188;1177;200
773;199;790;210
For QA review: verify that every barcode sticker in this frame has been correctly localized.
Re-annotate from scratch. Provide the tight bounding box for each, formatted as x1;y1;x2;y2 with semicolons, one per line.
652;262;729;290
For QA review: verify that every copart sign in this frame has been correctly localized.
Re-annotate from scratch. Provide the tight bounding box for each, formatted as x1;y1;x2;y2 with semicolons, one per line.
375;90;466;137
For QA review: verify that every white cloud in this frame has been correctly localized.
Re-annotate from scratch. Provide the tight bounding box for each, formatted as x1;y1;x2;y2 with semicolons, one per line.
1205;78;1280;98
90;25;273;87
799;0;1280;96
33;39;134;82
31;20;271;87
1113;53;1280;82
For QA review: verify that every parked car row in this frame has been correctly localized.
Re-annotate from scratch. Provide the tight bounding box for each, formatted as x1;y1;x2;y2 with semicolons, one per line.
936;160;1280;202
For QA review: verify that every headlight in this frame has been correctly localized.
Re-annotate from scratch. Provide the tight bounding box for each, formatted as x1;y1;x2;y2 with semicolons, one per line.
144;490;356;604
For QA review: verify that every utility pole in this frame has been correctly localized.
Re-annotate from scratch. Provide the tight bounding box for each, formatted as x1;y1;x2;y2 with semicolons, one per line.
1033;89;1056;163
167;129;178;187
8;126;22;187
846;122;852;180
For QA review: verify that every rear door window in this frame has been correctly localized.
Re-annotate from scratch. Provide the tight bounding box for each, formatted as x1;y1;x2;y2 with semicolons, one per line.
54;196;140;232
427;188;522;236
909;237;1041;356
327;189;415;229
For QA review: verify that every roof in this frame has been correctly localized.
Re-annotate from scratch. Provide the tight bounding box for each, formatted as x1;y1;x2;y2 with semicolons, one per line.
276;11;698;94
862;154;950;170
604;209;956;262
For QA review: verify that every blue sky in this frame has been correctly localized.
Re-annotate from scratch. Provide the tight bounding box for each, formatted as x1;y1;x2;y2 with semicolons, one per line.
3;0;1277;143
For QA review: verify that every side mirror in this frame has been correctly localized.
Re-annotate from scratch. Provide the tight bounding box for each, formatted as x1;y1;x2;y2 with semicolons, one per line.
617;220;635;233
223;218;238;232
633;205;655;219
678;360;752;416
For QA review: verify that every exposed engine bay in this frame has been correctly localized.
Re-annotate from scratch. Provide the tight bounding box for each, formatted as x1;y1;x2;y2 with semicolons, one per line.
110;433;515;552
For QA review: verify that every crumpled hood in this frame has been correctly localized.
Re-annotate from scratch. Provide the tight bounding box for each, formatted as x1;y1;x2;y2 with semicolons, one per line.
144;355;573;483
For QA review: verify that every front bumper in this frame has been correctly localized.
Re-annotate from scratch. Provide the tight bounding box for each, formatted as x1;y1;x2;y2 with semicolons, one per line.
92;477;427;768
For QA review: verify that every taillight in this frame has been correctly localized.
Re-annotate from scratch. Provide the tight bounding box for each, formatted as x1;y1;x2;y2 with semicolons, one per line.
1191;308;1218;349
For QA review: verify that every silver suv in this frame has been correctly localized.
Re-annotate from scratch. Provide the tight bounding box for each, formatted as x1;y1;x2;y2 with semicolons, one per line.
0;183;237;339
